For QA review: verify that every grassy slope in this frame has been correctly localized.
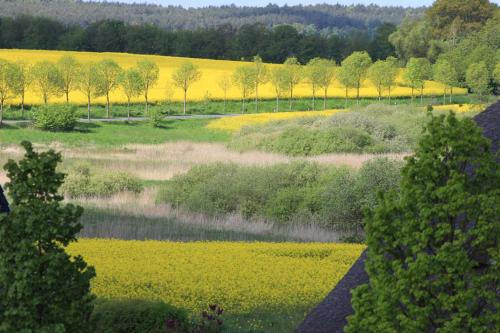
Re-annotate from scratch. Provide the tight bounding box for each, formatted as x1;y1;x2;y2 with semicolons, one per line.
0;119;230;146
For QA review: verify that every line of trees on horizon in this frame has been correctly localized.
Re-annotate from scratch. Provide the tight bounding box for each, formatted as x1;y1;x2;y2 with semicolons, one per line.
0;15;397;65
1;51;499;125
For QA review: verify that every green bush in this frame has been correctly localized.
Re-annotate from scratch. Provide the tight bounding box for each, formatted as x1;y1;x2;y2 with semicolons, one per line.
61;164;143;198
149;109;163;127
90;299;191;333
33;104;78;131
229;104;433;155
157;159;403;230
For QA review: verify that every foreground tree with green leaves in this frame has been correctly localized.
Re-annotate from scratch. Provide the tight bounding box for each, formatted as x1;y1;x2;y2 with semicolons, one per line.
0;141;95;332
346;112;499;332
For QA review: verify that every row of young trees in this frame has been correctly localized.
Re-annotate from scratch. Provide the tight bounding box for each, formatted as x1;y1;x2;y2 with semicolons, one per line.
0;56;206;123
1;51;499;124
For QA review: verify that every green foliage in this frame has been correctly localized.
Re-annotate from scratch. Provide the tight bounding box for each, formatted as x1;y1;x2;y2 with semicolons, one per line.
156;158;403;230
61;164;143;198
367;59;398;100
30;60;64;104
0;141;95;333
346;113;499;332
149;108;164;127
404;57;432;100
172;62;202;114
230;104;429;155
466;62;490;97
340;51;372;100
90;299;190;333
33;104;78;131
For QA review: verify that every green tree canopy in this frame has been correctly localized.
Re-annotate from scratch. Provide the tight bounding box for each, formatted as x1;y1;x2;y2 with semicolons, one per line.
341;51;372;103
30;60;63;105
0;141;95;332
57;55;80;103
171;62;202;115
282;57;303;110
465;62;490;97
95;59;122;118
433;58;458;103
120;68;143;119
136;59;159;114
346;112;499;333
232;65;255;113
76;62;101;120
404;57;432;102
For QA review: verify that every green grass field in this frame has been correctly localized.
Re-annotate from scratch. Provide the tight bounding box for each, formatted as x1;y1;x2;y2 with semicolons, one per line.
0;119;230;146
1;94;485;121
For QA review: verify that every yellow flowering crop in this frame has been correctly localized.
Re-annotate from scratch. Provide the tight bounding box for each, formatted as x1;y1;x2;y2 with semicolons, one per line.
206;109;345;131
432;104;485;113
68;239;364;318
0;49;466;105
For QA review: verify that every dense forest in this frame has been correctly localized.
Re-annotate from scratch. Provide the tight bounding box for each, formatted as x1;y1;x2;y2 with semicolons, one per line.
0;16;398;64
0;0;423;32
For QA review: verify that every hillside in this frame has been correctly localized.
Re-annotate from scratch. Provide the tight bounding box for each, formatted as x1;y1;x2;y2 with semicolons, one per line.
0;0;423;32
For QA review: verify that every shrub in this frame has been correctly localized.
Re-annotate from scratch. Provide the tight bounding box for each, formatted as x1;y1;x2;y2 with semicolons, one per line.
61;164;143;198
33;104;78;131
346;113;499;331
229;104;428;155
157;159;404;231
90;299;190;333
149;108;163;127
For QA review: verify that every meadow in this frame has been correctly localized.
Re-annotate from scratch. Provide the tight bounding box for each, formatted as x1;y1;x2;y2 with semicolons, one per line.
0;49;468;106
69;239;365;332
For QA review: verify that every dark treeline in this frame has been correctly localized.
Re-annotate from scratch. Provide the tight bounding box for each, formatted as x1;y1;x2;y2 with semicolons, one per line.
0;0;422;32
0;15;396;64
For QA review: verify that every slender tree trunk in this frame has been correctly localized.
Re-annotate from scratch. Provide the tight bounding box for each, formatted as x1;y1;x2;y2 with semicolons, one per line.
345;87;348;108
356;82;360;105
223;91;227;113
43;92;48;105
65;91;69;104
0;101;3;125
449;87;453;103
411;87;414;105
183;90;187;115
323;88;327;110
87;95;91;121
420;85;424;105
145;92;149;116
443;89;446;105
21;94;25;119
312;86;315;111
289;87;293;111
388;86;391;104
242;98;245;113
106;93;110;118
127;98;131;120
255;83;258;112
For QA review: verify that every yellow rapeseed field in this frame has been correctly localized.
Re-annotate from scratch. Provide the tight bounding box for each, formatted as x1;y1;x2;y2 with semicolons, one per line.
68;239;364;319
206;109;345;131
0;49;467;105
432;104;485;113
